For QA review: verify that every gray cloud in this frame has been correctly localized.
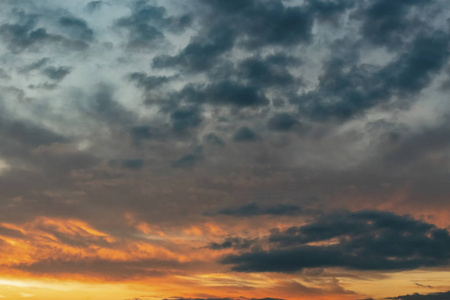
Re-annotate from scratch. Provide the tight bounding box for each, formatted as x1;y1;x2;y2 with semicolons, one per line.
214;203;304;217
356;0;433;49
115;0;191;49
59;16;94;41
233;126;259;142
203;133;225;147
386;291;450;300
171;146;203;168
42;66;72;81
1;1;450;297
14;257;201;279
0;10;88;53
222;210;450;272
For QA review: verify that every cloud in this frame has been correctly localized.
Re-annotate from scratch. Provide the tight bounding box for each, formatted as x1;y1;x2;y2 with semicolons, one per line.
0;68;11;80
307;0;355;22
171;146;203;168
214;203;304;217
268;113;299;131
296;29;449;121
202;0;314;49
170;106;203;132
0;10;88;53
128;72;175;92
1;0;450;297
207;237;256;251
14;257;198;279
122;159;144;170
115;0;191;49
233;127;259;142
386;291;450;300
0;113;67;152
130;125;161;142
357;0;433;49
59;16;93;41
204;81;269;107
203;133;225;147
77;84;135;126
18;57;50;73
85;1;105;13
221;210;450;272
41;66;72;81
153;24;236;73
236;54;299;88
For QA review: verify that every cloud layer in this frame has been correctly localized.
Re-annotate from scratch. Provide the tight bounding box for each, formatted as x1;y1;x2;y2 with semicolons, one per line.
1;0;450;299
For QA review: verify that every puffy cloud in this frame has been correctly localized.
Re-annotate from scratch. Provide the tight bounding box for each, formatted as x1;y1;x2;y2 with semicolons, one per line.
59;16;94;41
222;210;450;272
0;10;89;53
115;0;191;49
0;0;450;298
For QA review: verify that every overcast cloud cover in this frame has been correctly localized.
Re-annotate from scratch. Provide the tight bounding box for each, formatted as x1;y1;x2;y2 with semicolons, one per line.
0;1;450;300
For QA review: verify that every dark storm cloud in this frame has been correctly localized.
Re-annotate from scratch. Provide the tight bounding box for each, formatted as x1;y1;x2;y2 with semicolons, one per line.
59;16;93;41
297;29;449;121
170;106;203;132
215;203;303;217
152;25;235;73
0;11;88;53
207;237;255;251
380;31;449;94
221;210;450;272
357;0;433;49
153;0;314;73
128;72;175;91
42;66;72;81
267;113;299;131
148;80;269;110
205;81;269;107
147;0;448;128
201;0;314;49
115;0;191;49
386;291;450;300
237;54;299;88
233;127;258;142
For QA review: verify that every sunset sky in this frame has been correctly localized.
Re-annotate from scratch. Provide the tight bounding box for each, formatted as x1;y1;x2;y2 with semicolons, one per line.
0;0;450;299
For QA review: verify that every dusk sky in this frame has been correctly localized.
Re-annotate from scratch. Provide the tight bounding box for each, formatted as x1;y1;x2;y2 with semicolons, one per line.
1;0;450;299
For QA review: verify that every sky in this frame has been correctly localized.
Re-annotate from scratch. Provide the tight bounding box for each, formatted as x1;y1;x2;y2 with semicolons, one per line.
0;0;450;299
